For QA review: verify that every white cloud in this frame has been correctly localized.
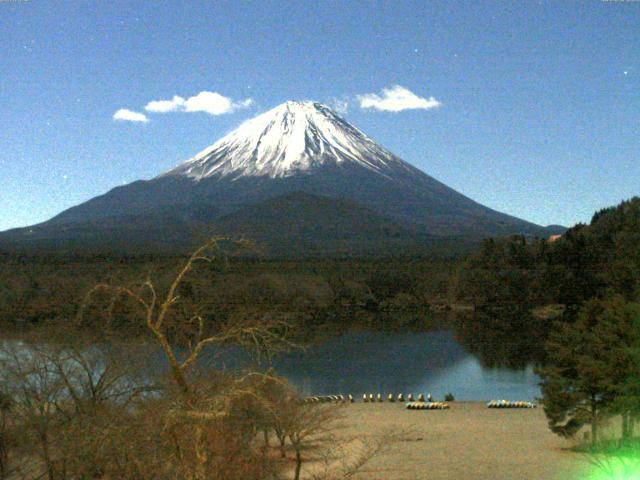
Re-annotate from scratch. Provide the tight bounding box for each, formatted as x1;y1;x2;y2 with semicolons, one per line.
357;85;441;112
235;98;255;109
143;91;253;116
145;95;185;113
113;108;149;122
328;98;349;114
183;91;253;115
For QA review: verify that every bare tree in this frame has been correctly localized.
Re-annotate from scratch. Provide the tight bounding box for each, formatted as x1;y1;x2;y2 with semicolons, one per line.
78;237;298;480
0;332;151;480
286;403;343;480
0;390;11;480
0;341;67;480
79;237;294;398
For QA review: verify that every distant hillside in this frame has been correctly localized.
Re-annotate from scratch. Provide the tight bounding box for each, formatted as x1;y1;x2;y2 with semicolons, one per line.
210;192;433;257
0;192;480;257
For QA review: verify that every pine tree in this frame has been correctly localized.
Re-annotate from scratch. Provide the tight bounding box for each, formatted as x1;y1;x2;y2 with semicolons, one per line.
537;299;616;444
603;298;640;441
538;296;640;444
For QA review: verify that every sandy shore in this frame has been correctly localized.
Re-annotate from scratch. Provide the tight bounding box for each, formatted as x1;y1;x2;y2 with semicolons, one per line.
318;401;591;480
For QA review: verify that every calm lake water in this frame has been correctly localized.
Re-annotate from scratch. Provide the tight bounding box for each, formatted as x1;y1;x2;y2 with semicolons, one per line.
199;330;541;401
2;329;541;402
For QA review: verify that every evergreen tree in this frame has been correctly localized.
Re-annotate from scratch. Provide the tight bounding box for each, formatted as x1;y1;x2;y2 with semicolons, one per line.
538;296;640;444
604;299;640;440
538;299;616;443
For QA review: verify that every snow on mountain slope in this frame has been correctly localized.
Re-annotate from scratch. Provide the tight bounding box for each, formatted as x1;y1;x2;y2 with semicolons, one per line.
162;101;411;180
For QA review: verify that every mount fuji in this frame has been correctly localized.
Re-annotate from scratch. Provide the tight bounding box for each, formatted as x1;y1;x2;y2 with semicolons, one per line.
0;101;563;255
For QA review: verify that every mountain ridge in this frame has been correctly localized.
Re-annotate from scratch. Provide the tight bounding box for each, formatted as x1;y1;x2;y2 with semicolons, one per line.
0;100;564;256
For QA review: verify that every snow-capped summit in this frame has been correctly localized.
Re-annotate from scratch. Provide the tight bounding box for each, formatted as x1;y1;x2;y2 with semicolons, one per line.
163;101;407;180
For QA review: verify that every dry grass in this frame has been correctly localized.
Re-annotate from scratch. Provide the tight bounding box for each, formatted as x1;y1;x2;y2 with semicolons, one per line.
322;401;591;480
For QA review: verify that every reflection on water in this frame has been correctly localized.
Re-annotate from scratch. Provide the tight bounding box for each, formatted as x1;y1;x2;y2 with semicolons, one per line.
453;309;551;369
1;329;541;402
198;330;541;401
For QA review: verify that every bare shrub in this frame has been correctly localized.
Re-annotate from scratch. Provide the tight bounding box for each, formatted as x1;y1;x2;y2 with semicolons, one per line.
0;332;151;480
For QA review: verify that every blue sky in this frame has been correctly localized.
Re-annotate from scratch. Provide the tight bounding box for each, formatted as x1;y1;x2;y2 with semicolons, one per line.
1;0;638;231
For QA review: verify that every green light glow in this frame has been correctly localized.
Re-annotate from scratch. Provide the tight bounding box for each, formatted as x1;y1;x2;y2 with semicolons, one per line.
584;456;640;480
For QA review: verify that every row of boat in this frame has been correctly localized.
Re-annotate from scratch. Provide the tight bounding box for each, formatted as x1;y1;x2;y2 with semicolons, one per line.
363;393;433;403
486;400;537;408
303;395;353;404
302;396;537;409
303;393;435;403
406;401;450;410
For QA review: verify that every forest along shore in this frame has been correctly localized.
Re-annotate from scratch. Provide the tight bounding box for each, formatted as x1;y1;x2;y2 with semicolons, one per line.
316;401;590;480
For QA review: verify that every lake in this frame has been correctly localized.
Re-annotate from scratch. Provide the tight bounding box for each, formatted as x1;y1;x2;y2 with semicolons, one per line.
1;329;541;402
199;330;542;401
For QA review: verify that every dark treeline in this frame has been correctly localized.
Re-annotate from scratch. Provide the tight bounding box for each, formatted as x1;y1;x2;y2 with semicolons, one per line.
454;197;640;308
0;251;457;336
